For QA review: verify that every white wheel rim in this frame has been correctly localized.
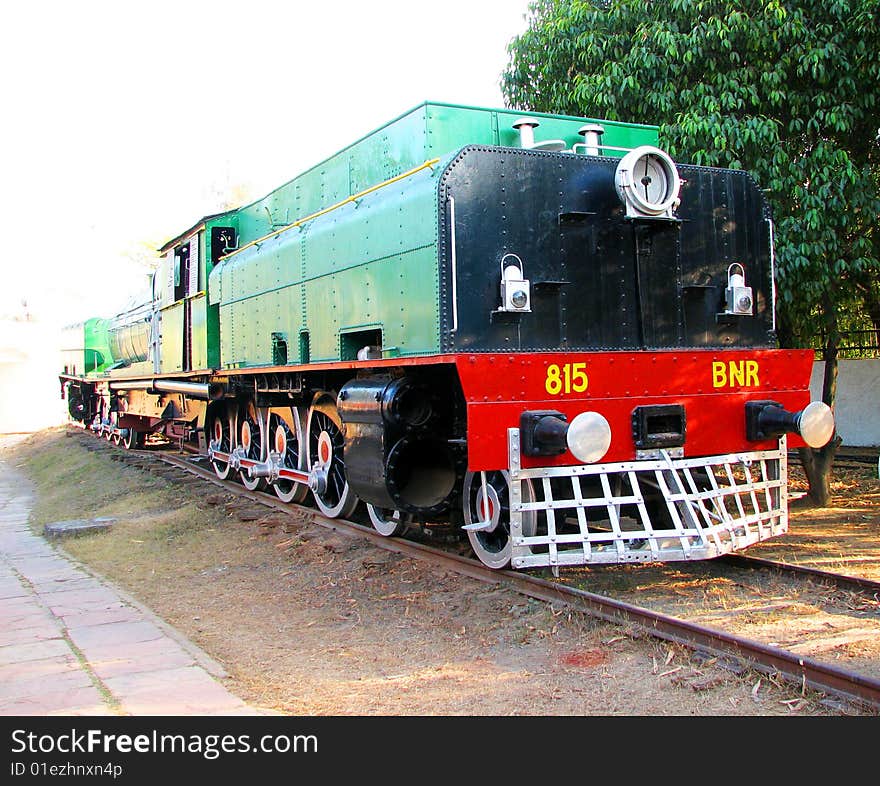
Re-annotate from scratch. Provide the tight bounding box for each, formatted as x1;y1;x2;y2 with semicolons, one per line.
210;413;231;479
464;471;537;570
367;504;408;537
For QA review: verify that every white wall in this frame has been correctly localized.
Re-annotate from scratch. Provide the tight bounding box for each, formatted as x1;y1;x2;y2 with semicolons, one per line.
811;359;880;448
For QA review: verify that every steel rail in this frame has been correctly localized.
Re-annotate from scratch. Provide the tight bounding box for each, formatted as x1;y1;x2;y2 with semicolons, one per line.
720;553;880;596
140;447;880;711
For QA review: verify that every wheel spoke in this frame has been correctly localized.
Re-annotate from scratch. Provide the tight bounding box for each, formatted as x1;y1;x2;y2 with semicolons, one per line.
306;397;358;519
239;411;265;491
208;409;232;480
271;411;308;504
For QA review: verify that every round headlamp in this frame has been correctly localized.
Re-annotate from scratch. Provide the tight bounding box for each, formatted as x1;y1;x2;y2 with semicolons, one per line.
566;411;612;464
797;401;835;448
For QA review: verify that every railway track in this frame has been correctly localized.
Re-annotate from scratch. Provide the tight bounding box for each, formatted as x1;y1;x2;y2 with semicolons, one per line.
96;438;878;713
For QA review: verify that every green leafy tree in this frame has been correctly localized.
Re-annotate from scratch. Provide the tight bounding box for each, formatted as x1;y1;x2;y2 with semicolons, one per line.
503;0;880;505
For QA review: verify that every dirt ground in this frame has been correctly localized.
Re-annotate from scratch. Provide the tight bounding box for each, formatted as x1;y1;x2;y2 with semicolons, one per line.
7;428;880;715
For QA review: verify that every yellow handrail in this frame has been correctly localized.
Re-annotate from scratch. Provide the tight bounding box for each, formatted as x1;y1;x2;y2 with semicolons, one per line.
219;157;442;262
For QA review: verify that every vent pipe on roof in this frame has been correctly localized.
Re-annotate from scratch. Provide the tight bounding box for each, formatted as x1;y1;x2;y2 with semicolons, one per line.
578;124;605;156
512;117;540;149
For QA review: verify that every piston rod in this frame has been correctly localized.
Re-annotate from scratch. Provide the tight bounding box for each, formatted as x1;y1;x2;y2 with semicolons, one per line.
109;379;223;400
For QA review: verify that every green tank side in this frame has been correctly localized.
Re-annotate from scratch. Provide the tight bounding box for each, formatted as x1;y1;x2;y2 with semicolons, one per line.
301;160;443;363
211;157;445;367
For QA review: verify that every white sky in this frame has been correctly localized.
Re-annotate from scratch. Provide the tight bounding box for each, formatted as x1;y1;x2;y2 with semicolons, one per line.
0;0;534;328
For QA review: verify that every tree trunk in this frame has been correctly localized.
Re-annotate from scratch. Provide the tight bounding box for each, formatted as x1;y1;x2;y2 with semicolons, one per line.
797;434;841;507
799;295;840;506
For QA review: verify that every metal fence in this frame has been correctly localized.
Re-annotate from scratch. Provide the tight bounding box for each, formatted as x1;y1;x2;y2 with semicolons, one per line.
812;330;880;359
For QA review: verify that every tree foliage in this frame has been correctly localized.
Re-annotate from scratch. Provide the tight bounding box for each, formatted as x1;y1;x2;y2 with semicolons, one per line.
503;0;880;503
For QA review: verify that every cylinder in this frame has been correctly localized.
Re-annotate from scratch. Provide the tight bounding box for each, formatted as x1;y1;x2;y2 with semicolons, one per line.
338;375;458;514
385;434;458;511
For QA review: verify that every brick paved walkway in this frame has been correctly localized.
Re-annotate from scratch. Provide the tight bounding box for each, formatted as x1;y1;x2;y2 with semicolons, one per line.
0;436;262;715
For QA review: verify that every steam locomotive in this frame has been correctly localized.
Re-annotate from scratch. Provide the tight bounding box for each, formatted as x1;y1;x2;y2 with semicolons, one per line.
60;101;834;571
